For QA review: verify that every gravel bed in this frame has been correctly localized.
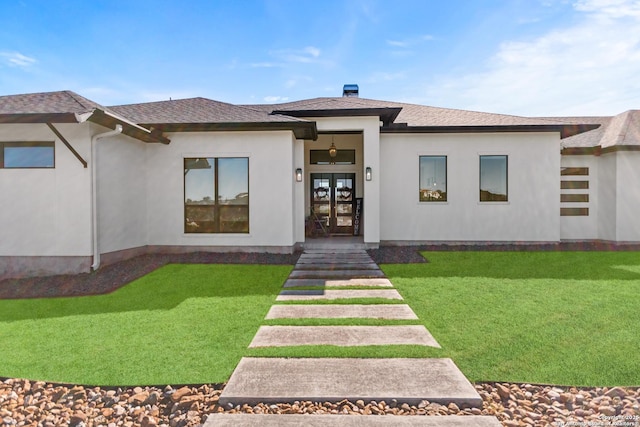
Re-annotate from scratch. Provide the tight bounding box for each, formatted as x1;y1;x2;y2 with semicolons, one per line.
1;379;638;426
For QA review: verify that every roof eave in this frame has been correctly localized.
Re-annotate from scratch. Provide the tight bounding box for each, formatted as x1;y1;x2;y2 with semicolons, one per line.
271;107;402;127
143;121;318;140
87;109;170;144
0;110;170;144
382;123;601;139
0;112;79;124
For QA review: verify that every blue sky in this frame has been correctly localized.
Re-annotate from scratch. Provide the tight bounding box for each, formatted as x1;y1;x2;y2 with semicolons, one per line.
1;0;639;116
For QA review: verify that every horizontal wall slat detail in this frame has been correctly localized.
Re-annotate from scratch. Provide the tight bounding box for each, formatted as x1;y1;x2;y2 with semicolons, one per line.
561;167;589;176
561;180;589;189
561;207;589;216
561;194;589;203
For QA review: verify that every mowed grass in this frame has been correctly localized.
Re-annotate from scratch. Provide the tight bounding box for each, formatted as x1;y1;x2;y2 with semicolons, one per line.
0;264;290;386
382;252;640;386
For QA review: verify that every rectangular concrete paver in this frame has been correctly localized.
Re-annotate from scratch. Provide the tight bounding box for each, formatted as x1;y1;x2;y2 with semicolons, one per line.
249;325;440;348
204;414;502;427
265;304;418;319
289;269;386;279
283;278;393;288
219;357;482;407
276;289;403;301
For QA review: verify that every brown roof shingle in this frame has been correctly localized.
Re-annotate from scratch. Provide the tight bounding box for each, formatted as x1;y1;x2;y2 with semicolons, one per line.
0;90;104;115
109;97;310;124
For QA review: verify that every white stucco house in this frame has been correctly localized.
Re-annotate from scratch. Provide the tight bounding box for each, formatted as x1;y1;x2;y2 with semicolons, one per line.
0;86;638;279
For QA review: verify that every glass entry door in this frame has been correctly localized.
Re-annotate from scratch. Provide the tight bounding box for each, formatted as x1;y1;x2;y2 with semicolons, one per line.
311;173;355;235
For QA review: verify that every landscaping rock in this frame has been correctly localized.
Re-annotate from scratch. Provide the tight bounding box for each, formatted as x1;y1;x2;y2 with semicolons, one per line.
4;379;632;425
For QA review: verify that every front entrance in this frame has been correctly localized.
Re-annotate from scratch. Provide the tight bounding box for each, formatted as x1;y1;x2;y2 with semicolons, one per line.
311;173;355;235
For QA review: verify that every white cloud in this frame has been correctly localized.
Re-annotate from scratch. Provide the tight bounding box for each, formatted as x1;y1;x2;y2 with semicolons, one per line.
263;96;289;102
1;51;37;68
386;35;434;48
387;40;408;47
250;62;283;68
421;0;640;116
270;46;322;64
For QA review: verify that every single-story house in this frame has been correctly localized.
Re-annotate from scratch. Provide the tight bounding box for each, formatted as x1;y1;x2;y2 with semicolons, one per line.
0;85;638;279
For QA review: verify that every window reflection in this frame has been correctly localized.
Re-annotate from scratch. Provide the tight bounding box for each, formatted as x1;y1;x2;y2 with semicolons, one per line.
480;155;508;201
184;157;249;233
1;143;54;168
419;156;447;202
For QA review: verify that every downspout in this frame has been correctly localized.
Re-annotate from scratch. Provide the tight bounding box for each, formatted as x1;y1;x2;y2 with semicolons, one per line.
90;125;123;271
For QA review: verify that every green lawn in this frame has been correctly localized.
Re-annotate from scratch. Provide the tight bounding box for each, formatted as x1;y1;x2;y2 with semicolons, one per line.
0;264;290;386
382;252;640;386
2;252;638;387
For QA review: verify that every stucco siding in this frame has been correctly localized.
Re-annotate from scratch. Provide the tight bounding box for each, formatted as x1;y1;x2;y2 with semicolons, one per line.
0;123;92;257
615;151;640;241
96;130;148;254
597;153;617;241
145;131;297;248
379;132;561;242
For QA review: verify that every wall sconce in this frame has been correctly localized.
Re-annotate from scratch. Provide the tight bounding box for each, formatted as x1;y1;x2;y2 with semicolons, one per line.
365;166;372;181
295;168;303;182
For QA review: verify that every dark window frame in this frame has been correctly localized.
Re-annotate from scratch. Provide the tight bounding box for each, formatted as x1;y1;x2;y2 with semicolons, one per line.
184;157;249;234
479;155;508;202
0;141;55;169
310;149;356;165
419;155;447;202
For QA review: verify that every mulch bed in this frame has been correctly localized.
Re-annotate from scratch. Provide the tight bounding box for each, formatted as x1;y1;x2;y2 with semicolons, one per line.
0;252;301;300
3;242;640;300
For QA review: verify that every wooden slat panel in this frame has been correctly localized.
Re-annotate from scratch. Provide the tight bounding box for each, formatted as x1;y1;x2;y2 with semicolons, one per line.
561;207;589;216
561;194;589;203
561;180;589;189
561;167;589;176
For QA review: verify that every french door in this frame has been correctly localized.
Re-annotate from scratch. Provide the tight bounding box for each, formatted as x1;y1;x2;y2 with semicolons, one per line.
311;173;355;235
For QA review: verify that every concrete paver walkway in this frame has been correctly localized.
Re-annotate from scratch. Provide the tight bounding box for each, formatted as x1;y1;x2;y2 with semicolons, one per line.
219;357;480;406
249;325;441;347
276;289;403;300
265;304;418;319
283;277;393;287
214;247;498;426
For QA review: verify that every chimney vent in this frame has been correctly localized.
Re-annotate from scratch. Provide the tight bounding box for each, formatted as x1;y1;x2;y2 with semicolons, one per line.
343;84;359;97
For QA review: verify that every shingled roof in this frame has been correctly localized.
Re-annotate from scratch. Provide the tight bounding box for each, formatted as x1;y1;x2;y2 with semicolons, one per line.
246;97;599;138
0;91;169;143
108;97;317;139
0;90;607;143
543;110;640;153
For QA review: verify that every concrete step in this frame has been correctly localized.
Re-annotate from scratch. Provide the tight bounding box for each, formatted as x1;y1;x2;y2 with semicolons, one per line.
294;263;380;270
289;270;386;279
276;289;403;301
248;325;440;348
297;254;372;264
265;304;418;319
205;414;502;426
218;357;482;407
303;243;368;250
283;278;393;288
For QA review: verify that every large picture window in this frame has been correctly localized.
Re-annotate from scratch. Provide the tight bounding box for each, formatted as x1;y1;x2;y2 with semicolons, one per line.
184;157;249;233
480;155;508;202
419;156;447;202
0;142;54;168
